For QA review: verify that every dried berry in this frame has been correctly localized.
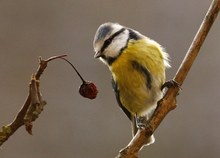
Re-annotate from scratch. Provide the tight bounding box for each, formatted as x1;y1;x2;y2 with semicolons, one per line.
79;82;98;99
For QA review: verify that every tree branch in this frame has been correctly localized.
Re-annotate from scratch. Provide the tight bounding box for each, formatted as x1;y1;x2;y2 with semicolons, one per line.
116;0;220;157
0;54;67;146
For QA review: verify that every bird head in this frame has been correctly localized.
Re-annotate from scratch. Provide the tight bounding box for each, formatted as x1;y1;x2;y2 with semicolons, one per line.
93;22;141;65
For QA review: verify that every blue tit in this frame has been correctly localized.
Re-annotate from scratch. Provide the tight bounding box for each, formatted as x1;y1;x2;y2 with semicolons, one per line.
93;22;170;146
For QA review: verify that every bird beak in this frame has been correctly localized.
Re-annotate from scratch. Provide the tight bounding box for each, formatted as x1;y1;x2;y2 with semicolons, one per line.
94;51;102;58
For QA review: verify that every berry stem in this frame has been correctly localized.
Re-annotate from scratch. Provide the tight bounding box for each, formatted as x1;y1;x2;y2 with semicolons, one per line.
60;57;86;83
46;54;68;62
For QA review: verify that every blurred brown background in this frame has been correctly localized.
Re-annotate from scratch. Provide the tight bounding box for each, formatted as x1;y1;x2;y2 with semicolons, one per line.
0;0;219;158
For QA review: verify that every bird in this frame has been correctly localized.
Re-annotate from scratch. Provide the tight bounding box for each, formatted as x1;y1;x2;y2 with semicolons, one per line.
93;22;170;146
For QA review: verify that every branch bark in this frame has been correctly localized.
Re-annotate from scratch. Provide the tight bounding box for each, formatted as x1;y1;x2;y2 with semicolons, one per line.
0;55;67;146
116;0;220;157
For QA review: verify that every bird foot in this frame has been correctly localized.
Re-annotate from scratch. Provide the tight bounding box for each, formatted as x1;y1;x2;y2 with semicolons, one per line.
136;116;153;133
161;80;181;91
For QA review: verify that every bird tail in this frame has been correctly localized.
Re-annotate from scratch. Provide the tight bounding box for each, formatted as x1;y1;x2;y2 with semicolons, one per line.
131;115;155;146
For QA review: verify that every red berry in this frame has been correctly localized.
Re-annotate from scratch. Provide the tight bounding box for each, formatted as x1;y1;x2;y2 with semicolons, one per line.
79;82;98;99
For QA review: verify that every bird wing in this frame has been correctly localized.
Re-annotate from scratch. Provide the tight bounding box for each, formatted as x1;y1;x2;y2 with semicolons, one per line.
111;77;132;120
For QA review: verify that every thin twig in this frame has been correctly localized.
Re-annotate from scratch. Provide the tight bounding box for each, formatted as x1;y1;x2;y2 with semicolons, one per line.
116;0;220;157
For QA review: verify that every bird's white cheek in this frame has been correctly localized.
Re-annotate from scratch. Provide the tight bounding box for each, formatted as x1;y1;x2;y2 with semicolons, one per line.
105;47;119;58
105;34;128;58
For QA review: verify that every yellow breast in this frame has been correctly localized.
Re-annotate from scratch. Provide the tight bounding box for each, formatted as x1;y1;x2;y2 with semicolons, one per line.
110;39;166;116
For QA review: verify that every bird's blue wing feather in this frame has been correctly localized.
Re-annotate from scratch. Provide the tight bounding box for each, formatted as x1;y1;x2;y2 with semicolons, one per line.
111;77;132;120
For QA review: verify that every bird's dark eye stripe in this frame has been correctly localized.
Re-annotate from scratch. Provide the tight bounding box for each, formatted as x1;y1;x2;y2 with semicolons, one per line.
100;28;126;53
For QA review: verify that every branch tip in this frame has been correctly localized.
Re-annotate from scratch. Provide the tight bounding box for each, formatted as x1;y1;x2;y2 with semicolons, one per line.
46;54;68;62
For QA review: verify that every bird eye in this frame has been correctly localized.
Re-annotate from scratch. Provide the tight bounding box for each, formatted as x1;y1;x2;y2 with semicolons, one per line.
105;38;112;45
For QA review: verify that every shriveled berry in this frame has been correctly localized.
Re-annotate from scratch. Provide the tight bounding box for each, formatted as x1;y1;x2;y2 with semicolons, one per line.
79;82;98;99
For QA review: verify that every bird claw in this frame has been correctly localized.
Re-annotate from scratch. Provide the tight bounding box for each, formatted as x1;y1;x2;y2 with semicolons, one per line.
136;116;153;132
161;80;181;91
